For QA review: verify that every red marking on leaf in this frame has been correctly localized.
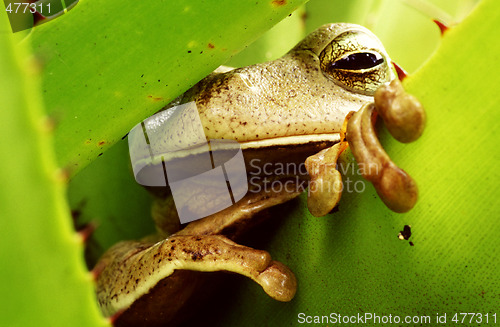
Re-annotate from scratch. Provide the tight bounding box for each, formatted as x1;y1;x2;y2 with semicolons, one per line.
392;62;408;81
109;309;125;325
90;260;107;281
32;12;46;27
78;222;97;244
433;19;449;36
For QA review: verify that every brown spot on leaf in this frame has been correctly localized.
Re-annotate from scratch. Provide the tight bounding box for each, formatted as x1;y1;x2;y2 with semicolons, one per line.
272;0;287;6
98;141;106;146
147;95;163;102
208;43;215;49
41;116;57;132
54;168;70;183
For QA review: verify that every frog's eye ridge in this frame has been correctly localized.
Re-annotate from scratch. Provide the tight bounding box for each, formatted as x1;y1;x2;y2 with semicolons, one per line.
331;52;384;70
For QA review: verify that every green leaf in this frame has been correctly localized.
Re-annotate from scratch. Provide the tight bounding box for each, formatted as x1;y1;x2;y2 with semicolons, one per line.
29;0;308;176
0;11;109;327
226;6;307;67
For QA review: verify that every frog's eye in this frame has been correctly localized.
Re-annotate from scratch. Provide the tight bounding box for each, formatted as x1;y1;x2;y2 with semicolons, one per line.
319;30;393;95
331;52;384;70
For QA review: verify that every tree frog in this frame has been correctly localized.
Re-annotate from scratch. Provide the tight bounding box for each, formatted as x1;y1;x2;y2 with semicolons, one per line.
94;23;425;326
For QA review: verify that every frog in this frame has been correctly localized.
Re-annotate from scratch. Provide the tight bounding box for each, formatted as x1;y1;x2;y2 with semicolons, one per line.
94;23;425;326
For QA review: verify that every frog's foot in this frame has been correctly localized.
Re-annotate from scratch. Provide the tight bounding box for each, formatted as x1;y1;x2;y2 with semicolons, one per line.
305;142;346;217
346;79;425;212
374;79;426;143
96;234;296;320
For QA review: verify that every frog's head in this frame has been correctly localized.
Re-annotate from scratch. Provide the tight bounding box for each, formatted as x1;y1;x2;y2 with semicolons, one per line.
185;23;397;173
135;23;396;153
129;23;399;206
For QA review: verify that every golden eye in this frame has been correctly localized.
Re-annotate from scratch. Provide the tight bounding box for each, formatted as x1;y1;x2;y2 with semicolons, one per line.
319;30;393;95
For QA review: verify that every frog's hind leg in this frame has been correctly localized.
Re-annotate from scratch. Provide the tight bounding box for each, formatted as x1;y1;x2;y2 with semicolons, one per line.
95;184;302;325
96;234;296;324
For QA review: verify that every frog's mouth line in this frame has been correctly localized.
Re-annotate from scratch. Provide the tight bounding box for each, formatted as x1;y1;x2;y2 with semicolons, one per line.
239;133;340;149
132;133;341;172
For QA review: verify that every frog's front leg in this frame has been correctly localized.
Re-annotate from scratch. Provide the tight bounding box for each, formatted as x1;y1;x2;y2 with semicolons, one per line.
95;184;302;324
346;79;426;212
302;79;426;215
304;142;347;217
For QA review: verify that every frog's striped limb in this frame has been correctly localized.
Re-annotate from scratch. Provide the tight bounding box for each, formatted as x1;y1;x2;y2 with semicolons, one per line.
96;234;296;319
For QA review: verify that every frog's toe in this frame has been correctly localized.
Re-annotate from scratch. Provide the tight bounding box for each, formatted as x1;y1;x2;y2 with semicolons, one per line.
256;260;297;301
305;143;345;217
346;103;418;212
374;79;426;143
